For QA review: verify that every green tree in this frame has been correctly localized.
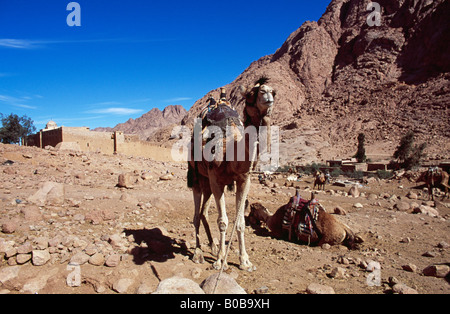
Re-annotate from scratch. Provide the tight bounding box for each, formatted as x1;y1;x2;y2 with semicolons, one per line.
393;130;414;163
393;131;426;170
354;133;367;163
403;142;427;170
0;113;36;144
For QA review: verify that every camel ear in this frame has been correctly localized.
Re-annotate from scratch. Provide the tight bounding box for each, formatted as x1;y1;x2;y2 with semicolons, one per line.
244;86;258;105
238;85;246;97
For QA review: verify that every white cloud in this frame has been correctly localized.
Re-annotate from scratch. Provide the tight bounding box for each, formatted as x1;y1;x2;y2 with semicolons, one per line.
0;39;40;49
85;107;144;115
163;97;192;103
0;94;19;102
0;94;37;109
0;95;38;110
14;104;37;110
34;115;104;127
0;38;178;49
87;101;121;107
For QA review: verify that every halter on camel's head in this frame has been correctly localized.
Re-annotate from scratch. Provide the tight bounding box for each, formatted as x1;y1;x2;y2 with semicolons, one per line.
240;77;276;127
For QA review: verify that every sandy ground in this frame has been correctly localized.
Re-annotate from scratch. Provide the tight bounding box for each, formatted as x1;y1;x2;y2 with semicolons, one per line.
0;143;449;294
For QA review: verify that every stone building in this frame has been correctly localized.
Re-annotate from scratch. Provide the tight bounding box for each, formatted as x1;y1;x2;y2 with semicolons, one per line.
24;121;170;159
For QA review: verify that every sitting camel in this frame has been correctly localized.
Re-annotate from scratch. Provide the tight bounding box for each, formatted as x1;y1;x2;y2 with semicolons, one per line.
313;171;326;191
248;190;362;249
416;168;449;200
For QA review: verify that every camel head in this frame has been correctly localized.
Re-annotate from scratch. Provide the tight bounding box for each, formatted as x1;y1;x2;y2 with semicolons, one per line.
239;77;276;127
248;202;272;225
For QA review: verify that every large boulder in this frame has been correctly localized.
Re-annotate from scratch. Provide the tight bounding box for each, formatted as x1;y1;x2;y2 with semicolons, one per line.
153;276;205;294
200;273;246;294
117;173;137;189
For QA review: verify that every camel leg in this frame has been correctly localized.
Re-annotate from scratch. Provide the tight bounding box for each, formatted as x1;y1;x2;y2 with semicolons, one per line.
200;188;218;256
235;175;254;271
210;181;228;270
192;185;205;264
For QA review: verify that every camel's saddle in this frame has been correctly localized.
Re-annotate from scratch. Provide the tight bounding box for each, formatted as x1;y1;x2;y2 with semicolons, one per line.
282;191;324;243
198;88;244;156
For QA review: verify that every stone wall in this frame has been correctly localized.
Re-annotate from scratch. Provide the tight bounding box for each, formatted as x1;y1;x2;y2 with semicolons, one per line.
62;127;115;155
25;127;174;161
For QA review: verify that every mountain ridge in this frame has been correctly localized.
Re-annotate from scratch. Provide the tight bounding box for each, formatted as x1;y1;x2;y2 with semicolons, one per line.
93;105;187;141
96;0;449;165
180;0;450;165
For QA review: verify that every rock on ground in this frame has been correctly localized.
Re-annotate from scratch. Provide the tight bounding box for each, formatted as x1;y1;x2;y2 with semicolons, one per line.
32;250;51;266
153;276;205;294
113;278;135;294
0;266;20;284
423;265;450;278
306;283;335;294
200;273;246;294
117;173;136;189
392;283;419;294
27;181;65;206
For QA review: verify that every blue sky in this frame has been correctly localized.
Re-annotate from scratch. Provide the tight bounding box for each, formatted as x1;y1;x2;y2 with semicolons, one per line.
0;0;329;130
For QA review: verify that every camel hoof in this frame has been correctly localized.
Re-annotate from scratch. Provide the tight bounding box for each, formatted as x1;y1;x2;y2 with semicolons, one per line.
213;260;228;271
240;265;256;272
239;261;255;272
192;248;205;264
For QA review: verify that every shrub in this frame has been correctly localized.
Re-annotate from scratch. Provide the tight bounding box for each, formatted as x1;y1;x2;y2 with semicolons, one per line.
392;131;426;170
376;170;393;179
330;168;342;178
354;133;367;163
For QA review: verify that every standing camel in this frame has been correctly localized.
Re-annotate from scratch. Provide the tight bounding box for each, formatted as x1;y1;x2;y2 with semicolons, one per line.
187;77;276;271
313;171;326;191
416;168;449;200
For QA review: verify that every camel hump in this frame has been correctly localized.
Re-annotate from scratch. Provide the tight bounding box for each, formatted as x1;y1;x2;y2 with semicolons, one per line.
206;104;242;130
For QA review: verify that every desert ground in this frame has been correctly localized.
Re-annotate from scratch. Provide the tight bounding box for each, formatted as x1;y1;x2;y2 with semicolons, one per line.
0;143;449;294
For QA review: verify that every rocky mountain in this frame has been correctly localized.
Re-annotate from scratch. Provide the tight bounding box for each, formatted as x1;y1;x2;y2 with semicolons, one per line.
181;0;450;165
94;105;187;141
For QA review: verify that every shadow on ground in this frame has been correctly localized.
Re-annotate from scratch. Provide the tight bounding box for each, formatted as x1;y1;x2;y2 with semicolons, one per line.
124;228;191;265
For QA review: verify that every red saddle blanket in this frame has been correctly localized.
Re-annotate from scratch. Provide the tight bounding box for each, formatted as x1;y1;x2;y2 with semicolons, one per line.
281;195;321;242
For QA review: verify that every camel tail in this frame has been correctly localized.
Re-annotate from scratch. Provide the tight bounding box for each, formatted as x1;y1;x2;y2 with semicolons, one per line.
187;164;194;188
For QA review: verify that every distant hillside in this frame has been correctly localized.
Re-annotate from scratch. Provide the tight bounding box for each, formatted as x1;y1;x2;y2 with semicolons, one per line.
94;105;187;141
